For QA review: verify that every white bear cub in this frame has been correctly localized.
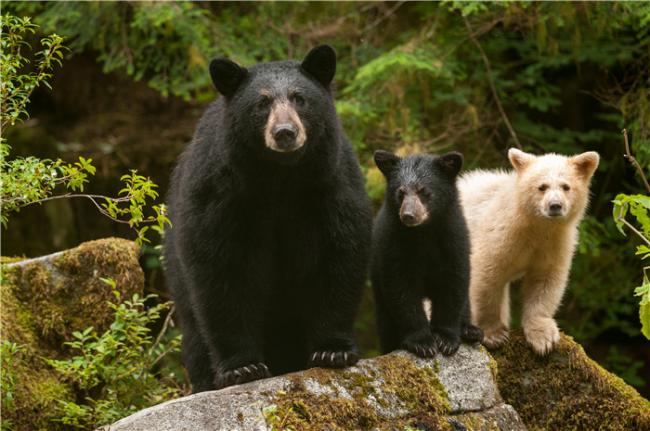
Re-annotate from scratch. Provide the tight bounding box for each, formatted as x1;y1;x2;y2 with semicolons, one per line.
459;148;599;355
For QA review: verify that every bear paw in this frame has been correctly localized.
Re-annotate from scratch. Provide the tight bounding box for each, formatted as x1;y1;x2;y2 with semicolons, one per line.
214;362;271;389
482;325;509;350
402;332;437;358
461;323;484;343
308;350;359;368
431;331;461;356
524;317;560;355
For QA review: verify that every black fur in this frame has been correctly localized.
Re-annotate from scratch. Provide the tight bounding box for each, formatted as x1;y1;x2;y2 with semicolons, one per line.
371;151;482;358
165;46;372;392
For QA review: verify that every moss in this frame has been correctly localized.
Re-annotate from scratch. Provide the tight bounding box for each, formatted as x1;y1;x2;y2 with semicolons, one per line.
493;331;650;431
0;256;26;264
264;353;452;431
0;238;143;431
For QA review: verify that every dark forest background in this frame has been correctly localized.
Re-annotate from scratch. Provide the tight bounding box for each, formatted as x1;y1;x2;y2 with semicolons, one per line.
3;0;649;400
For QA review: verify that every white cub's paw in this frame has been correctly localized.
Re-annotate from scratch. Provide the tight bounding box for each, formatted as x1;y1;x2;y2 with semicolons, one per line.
481;325;509;349
524;318;560;355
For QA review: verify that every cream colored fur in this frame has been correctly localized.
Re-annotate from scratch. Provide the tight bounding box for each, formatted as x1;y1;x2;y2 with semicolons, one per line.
460;148;599;355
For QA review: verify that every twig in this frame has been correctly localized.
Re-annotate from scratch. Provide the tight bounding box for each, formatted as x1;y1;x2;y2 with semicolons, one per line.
463;16;522;149
617;214;650;248
622;129;650;193
150;304;176;357
22;193;134;224
363;1;406;33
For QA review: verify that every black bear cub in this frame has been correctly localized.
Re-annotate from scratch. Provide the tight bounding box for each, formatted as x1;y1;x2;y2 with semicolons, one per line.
164;46;372;392
371;150;483;357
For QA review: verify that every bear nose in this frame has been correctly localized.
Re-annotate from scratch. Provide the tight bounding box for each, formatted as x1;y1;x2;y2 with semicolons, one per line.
549;202;563;215
272;124;298;150
400;211;417;226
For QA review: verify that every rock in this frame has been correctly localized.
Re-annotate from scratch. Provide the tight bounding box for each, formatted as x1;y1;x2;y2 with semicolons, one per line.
493;331;650;431
1;238;143;431
100;346;525;431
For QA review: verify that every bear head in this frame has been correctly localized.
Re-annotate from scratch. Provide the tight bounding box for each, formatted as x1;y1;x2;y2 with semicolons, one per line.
209;45;338;164
374;150;463;227
508;148;599;220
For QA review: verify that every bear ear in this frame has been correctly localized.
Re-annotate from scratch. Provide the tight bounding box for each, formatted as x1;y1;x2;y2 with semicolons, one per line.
508;148;535;172
570;151;600;179
301;45;336;88
210;58;248;98
435;152;463;177
374;150;400;177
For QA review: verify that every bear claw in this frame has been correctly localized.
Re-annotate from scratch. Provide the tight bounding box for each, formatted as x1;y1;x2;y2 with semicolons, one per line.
402;336;437;358
432;333;460;356
309;350;358;368
214;362;271;389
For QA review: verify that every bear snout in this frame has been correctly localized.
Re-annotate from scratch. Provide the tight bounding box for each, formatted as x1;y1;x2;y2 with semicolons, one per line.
264;101;307;154
272;123;298;151
400;195;429;227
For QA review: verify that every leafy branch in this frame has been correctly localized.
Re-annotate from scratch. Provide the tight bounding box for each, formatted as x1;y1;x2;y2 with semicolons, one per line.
613;129;650;340
0;12;170;244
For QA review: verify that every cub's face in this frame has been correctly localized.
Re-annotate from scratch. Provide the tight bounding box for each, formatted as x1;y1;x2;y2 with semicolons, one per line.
208;45;337;163
374;151;463;227
508;148;599;220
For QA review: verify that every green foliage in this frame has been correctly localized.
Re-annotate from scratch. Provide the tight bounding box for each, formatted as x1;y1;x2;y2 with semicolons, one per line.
0;11;170;244
0;13;64;128
613;192;650;339
0;342;21;431
45;278;182;429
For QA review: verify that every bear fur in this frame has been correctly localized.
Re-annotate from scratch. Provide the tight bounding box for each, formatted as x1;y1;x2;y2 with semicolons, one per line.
164;45;372;391
459;148;599;355
371;151;482;357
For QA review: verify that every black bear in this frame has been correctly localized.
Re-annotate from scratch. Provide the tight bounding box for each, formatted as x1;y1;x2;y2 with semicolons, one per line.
164;46;372;392
371;150;483;357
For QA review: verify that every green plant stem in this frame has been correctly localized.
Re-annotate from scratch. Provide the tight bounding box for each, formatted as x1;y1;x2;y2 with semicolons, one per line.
622;129;650;193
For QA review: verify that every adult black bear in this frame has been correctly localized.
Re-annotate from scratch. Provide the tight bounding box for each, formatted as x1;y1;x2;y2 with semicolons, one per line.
164;46;372;392
371;150;482;357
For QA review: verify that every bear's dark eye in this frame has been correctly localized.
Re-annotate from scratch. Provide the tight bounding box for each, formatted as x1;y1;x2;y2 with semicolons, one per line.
418;188;431;198
562;184;571;191
397;187;406;200
257;96;272;110
538;184;549;192
290;93;305;107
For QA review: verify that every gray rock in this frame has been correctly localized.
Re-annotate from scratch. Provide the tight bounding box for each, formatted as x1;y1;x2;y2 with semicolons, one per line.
100;345;524;431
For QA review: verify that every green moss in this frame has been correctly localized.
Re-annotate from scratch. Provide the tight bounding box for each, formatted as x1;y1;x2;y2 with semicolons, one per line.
264;353;452;431
493;331;650;431
0;238;144;431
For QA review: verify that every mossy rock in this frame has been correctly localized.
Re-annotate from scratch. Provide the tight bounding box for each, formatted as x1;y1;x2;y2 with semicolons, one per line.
101;346;525;431
1;238;144;431
493;331;650;431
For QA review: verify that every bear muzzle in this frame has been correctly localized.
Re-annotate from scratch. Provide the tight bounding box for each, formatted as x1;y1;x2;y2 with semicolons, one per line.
264;101;307;153
400;195;429;227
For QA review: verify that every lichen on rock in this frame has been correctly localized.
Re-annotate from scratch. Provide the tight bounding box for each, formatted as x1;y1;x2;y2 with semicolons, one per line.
493;330;650;431
1;238;143;431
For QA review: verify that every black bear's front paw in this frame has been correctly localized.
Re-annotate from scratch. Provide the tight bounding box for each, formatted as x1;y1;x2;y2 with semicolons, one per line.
308;350;359;368
461;323;484;344
214;362;271;389
432;330;461;356
402;331;436;358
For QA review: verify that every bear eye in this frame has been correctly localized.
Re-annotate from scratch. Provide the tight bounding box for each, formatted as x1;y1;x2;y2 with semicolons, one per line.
257;96;272;110
290;93;305;107
562;184;571;191
397;187;406;200
538;184;549;192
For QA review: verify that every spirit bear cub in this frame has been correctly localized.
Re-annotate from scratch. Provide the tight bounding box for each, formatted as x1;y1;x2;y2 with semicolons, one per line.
459;148;599;354
371;151;482;357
